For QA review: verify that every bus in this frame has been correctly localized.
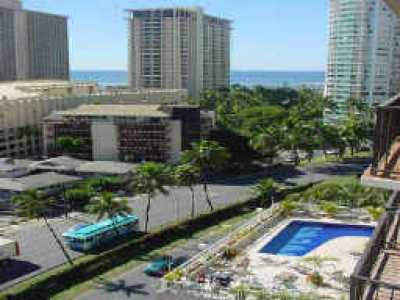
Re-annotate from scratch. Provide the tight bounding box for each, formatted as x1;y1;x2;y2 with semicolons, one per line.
63;215;139;251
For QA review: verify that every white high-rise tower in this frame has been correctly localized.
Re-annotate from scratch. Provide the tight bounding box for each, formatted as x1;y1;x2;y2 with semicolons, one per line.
325;0;400;121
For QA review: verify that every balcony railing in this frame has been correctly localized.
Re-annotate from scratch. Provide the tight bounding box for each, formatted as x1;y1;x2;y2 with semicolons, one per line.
350;192;400;300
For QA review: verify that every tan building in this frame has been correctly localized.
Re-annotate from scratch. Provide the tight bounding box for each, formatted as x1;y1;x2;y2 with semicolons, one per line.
0;0;69;81
0;80;187;158
128;7;231;96
43;104;203;163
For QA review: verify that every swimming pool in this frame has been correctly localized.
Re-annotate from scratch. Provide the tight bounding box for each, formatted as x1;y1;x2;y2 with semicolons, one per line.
259;220;374;256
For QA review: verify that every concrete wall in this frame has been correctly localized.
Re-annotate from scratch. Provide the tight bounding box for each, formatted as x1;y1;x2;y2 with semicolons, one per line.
91;122;119;161
0;0;21;9
167;120;182;163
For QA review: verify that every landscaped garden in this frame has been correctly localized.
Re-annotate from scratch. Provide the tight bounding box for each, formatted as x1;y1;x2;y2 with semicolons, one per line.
159;177;389;300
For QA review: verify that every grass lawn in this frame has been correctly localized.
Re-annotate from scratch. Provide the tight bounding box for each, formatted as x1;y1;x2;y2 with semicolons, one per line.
299;150;372;167
50;209;258;300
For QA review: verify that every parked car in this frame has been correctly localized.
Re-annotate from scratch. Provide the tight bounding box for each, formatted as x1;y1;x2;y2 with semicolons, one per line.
0;237;19;265
144;256;187;277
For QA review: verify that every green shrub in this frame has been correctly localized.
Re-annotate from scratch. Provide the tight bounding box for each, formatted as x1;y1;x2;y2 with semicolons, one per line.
319;201;340;216
367;206;385;221
280;200;299;216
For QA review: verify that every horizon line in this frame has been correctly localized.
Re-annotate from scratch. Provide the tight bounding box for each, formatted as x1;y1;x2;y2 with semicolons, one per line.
71;69;326;73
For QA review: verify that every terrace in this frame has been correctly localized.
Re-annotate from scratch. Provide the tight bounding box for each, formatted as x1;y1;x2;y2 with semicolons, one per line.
354;92;400;300
362;94;400;190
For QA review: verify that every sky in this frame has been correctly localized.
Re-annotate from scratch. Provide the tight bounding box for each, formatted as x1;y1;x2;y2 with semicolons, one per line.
23;0;329;71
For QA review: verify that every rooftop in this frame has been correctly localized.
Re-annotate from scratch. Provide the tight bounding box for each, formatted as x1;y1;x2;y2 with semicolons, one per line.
30;156;86;173
75;161;137;175
0;172;81;192
0;80;97;101
59;105;170;118
0;158;34;172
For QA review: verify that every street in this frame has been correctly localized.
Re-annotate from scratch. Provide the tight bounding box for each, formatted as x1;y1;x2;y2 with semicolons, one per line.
0;161;369;291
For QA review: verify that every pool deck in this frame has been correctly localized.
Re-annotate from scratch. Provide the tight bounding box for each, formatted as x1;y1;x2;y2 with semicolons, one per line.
246;218;375;299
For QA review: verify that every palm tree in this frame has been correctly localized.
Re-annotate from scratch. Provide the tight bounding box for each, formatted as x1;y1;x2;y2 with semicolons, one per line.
252;179;281;208
86;192;132;235
132;162;171;233
12;189;74;266
181;140;230;212
174;164;200;217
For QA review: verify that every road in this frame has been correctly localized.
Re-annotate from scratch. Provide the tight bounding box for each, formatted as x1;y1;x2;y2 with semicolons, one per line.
0;161;369;291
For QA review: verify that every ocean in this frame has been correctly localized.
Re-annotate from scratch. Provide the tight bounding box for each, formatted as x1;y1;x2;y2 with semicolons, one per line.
71;70;325;88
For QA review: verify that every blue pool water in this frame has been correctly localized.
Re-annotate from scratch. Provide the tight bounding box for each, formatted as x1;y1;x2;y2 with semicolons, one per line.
259;221;374;257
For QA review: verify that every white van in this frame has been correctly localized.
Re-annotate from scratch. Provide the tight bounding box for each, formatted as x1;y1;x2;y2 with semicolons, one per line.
0;237;19;264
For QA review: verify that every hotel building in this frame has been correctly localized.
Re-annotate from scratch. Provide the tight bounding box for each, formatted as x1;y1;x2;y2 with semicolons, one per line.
325;0;400;121
43;104;204;163
0;0;69;81
127;7;231;96
0;80;187;158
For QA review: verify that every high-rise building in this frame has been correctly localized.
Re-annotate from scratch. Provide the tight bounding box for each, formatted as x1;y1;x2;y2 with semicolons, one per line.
325;0;400;121
127;7;231;96
0;0;69;81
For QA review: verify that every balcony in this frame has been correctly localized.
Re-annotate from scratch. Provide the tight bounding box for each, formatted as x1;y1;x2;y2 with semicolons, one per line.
361;95;400;191
351;192;400;300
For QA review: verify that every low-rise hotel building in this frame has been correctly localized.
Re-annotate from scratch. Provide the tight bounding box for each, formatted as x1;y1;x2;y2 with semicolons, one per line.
0;80;187;159
43;104;203;163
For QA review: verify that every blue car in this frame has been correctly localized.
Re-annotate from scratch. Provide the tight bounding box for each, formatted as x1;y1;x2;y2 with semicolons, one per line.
144;256;187;277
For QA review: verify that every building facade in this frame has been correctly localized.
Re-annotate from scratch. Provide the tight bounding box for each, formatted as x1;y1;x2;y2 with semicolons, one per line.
0;0;69;81
0;81;187;159
325;0;400;121
128;7;231;96
43;104;204;163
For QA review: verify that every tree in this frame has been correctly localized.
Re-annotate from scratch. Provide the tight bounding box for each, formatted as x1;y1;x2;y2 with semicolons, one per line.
302;255;338;286
86;192;132;235
12;189;74;266
209;128;259;166
56;136;83;154
132;162;171;233
174;164;200;218
250;126;283;163
65;186;94;209
181;141;230;212
252;179;281;208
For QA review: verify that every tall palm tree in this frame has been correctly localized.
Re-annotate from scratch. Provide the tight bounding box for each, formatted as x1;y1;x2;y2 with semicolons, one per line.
252;179;281;208
86;192;132;235
181;140;230;212
132;162;170;233
174;163;200;218
12;189;74;266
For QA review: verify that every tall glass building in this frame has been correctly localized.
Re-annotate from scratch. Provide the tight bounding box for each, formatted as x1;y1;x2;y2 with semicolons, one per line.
325;0;400;121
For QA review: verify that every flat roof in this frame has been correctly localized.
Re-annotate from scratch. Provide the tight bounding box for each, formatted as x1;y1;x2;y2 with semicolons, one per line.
76;161;137;175
30;156;86;172
60;105;170;118
0;172;81;192
0;80;96;101
0;158;34;172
